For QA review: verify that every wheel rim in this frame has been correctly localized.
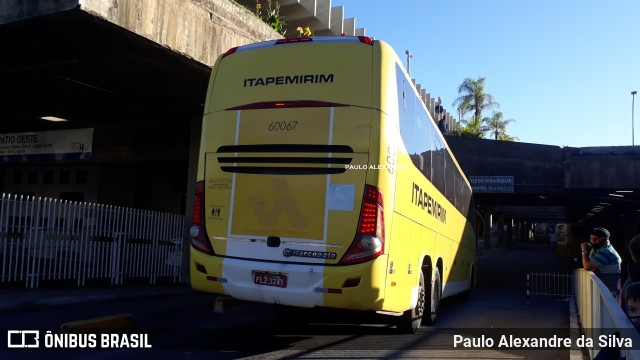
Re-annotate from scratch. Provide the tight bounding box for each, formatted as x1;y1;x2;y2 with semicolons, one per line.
432;274;441;314
416;276;426;317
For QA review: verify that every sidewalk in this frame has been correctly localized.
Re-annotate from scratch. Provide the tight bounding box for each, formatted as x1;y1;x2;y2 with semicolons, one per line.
0;283;194;312
475;241;588;360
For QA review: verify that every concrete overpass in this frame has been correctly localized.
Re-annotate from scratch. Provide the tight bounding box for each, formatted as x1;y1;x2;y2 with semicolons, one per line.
446;136;640;246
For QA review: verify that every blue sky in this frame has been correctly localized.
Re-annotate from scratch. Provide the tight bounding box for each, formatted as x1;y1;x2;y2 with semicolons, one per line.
335;0;640;148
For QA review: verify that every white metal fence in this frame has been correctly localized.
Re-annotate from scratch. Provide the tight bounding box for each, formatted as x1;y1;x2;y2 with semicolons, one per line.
575;269;640;360
0;193;184;288
527;270;575;300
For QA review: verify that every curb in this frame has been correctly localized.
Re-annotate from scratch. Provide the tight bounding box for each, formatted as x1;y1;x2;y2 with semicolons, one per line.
60;313;134;333
0;286;194;312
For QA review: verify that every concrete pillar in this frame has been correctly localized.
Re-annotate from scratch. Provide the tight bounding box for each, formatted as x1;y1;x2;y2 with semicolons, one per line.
496;213;505;246
343;17;355;35
315;0;331;26
483;211;492;250
524;220;532;242
506;217;514;246
514;218;523;242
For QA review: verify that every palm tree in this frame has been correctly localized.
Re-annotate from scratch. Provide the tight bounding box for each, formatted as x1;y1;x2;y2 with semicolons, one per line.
452;77;499;121
483;111;518;141
455;115;488;139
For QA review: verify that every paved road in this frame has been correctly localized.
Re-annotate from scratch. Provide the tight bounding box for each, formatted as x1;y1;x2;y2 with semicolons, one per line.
0;241;579;359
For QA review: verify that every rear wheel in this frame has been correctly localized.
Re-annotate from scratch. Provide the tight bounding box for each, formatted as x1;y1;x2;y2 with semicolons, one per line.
461;265;475;300
397;270;426;333
424;266;441;325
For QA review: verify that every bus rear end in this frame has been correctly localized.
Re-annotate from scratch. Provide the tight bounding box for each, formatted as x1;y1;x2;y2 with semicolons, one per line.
190;37;389;311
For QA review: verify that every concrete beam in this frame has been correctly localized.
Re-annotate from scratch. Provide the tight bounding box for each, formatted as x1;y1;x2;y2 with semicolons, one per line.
329;5;343;35
280;0;316;20
343;17;354;35
315;0;331;29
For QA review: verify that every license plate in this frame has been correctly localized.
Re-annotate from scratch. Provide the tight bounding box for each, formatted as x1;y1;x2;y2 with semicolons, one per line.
253;271;287;288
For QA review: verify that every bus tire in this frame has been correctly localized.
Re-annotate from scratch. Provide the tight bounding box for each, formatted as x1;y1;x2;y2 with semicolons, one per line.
461;265;475;300
397;270;426;333
424;266;441;325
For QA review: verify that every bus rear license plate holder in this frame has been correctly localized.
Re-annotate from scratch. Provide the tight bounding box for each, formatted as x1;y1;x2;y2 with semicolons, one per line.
252;271;288;288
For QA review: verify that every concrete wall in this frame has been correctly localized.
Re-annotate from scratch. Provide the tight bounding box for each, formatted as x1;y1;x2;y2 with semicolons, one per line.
447;135;640;193
1;0;281;67
79;0;282;66
564;146;640;189
445;136;565;194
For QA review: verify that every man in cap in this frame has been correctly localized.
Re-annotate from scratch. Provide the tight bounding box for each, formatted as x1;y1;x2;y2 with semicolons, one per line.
581;227;621;274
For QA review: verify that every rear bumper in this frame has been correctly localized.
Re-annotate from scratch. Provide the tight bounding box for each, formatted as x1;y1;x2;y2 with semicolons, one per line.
190;247;387;311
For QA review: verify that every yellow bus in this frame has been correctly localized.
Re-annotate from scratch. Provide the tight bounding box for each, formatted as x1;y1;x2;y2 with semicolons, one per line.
190;36;477;333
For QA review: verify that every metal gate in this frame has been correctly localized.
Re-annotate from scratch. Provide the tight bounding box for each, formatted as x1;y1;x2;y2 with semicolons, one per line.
526;270;575;300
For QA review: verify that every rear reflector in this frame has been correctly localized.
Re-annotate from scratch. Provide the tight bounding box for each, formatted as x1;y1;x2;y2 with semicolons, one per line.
314;287;343;294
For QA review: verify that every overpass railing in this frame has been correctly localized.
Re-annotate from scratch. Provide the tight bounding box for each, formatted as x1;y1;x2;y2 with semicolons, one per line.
0;193;184;288
575;268;640;359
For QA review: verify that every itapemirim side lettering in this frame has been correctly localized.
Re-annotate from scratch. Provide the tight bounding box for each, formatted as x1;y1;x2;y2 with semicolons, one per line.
243;74;334;87
411;182;447;224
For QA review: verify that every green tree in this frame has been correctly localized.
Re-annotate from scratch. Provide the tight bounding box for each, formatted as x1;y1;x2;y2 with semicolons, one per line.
452;115;488;138
255;1;287;36
483;111;518;141
452;77;499;122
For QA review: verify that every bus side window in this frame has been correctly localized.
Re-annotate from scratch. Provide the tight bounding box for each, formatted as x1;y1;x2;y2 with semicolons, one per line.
416;105;430;175
444;151;456;205
396;65;422;171
432;136;445;195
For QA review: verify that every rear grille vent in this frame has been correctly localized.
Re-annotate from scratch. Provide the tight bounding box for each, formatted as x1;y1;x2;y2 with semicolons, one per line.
217;144;353;153
216;144;354;175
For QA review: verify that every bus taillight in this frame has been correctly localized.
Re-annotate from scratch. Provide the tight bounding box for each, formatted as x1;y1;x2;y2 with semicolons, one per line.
358;36;374;46
190;181;213;254
340;185;385;265
222;47;238;58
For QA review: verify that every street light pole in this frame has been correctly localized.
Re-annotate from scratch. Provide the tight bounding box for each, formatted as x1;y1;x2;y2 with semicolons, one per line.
405;50;412;76
633;91;637;146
